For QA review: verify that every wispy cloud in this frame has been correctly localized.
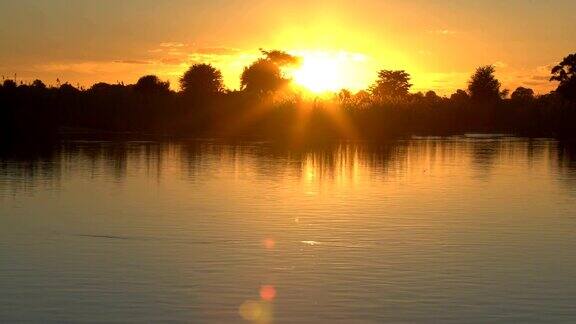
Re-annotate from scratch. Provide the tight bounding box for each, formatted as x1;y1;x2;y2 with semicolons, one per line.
143;43;244;66
159;42;186;48
524;64;555;86
493;61;508;68
160;57;187;65
412;71;470;95
195;47;240;55
114;60;152;65
535;64;554;75
34;61;150;74
427;29;458;36
497;63;558;94
523;80;549;87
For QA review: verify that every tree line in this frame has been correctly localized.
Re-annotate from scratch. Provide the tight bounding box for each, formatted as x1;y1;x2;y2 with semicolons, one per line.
1;50;575;143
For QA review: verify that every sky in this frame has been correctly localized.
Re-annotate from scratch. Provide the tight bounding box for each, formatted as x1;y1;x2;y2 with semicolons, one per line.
0;0;575;95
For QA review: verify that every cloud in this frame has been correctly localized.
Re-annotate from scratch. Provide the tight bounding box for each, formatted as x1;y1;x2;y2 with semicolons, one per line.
160;57;187;65
411;71;471;95
166;51;186;57
114;60;152;65
493;61;508;68
524;63;555;86
524;80;550;86
144;43;244;66
34;61;142;74
427;29;458;36
187;53;227;65
159;42;186;48
536;64;554;74
495;63;559;94
195;47;240;55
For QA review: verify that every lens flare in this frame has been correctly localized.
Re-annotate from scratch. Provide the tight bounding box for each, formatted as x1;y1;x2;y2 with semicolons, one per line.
260;285;277;301
263;238;275;250
239;300;263;321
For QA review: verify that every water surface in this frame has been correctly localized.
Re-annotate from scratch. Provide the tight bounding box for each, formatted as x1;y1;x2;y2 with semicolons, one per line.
1;138;576;323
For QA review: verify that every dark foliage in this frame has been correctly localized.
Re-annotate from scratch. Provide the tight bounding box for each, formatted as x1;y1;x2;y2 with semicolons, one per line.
180;64;224;98
511;87;535;102
551;53;576;102
468;65;504;103
370;70;412;100
2;52;576;144
240;50;299;95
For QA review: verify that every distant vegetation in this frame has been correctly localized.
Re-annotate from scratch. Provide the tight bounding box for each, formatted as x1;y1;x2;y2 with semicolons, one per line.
2;50;576;143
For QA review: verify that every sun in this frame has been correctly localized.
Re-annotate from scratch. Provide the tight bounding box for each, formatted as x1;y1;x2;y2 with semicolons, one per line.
292;54;342;93
287;51;370;94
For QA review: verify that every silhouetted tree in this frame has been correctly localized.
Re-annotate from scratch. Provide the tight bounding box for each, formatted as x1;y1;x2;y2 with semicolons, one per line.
467;65;504;102
551;53;576;102
32;79;46;90
425;90;440;101
353;90;372;106
261;49;301;66
134;75;170;95
180;64;224;97
450;89;469;102
370;70;412;100
511;87;535;102
90;82;117;92
59;83;78;93
4;50;576;141
241;59;284;94
338;89;352;101
2;79;17;90
241;50;299;95
411;92;425;101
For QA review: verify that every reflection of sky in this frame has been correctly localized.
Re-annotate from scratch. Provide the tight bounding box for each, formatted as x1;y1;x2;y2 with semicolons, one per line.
1;139;576;322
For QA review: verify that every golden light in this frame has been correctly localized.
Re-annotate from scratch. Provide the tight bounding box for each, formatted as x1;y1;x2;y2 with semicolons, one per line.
287;51;372;94
292;54;342;93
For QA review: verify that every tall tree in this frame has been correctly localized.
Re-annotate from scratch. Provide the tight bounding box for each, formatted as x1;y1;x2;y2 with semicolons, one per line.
370;70;412;100
241;49;300;95
467;65;504;102
180;64;224;97
550;53;576;101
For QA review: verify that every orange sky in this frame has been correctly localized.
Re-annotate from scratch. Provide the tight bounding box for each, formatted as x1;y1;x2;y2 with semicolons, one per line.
1;0;574;95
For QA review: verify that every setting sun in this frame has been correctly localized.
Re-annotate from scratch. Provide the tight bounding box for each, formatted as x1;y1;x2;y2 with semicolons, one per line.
287;51;372;94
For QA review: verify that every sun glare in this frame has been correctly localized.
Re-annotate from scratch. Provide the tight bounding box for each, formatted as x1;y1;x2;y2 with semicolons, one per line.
288;51;371;94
